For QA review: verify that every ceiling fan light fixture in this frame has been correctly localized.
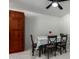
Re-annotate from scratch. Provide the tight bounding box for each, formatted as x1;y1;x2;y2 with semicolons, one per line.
52;2;58;7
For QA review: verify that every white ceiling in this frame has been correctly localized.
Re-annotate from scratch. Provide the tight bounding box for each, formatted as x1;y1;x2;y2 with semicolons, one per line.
9;0;70;17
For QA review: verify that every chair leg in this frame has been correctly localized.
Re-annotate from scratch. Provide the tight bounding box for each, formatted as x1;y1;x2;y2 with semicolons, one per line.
65;47;67;53
60;47;62;55
44;48;46;54
54;48;56;56
42;48;43;54
65;49;67;53
63;46;67;53
32;48;34;56
47;48;49;59
39;47;41;57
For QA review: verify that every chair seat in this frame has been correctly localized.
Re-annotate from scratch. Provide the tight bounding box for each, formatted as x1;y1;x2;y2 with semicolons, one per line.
46;45;55;48
46;44;55;48
57;42;66;46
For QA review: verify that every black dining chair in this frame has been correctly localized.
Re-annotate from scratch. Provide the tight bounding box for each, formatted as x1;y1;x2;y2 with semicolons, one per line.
45;35;57;59
57;34;68;54
30;34;37;56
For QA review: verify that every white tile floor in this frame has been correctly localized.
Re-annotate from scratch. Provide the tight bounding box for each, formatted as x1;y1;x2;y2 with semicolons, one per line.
9;49;70;59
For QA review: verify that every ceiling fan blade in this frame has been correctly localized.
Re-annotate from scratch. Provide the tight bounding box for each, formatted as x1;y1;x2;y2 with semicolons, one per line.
58;3;63;10
49;0;68;2
46;2;53;9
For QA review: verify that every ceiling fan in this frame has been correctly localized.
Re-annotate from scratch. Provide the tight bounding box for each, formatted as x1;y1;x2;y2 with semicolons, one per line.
46;0;68;10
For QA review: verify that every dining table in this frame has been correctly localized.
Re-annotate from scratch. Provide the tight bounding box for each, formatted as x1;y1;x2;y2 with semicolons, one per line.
36;35;61;49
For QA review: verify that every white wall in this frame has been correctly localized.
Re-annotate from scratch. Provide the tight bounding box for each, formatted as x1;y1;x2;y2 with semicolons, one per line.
59;14;70;35
25;11;61;50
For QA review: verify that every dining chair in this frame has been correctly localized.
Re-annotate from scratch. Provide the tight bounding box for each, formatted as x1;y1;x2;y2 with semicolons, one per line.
30;34;37;56
46;35;57;59
57;34;68;54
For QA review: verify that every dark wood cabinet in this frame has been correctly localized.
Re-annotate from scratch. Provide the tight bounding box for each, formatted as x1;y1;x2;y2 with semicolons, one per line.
9;10;25;53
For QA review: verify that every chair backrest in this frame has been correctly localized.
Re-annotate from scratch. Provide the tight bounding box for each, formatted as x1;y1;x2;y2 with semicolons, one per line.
30;34;34;45
60;33;64;36
60;34;68;45
48;35;57;45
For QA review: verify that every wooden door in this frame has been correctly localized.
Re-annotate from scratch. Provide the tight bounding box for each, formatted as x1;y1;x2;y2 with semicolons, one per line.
9;31;24;53
9;11;24;30
9;10;25;53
